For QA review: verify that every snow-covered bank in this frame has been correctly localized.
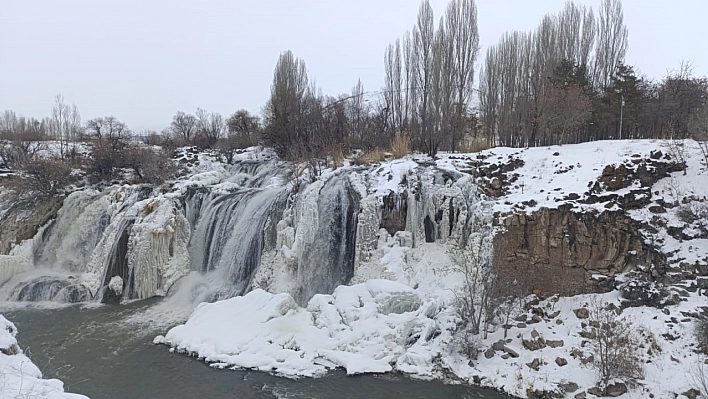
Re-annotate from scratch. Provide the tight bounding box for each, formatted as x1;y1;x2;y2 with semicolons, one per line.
0;314;89;399
156;278;708;399
156;280;456;378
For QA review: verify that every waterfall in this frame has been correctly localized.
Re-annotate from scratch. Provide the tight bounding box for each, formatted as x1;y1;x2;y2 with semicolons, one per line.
33;190;111;272
187;187;287;299
293;174;360;304
0;150;493;306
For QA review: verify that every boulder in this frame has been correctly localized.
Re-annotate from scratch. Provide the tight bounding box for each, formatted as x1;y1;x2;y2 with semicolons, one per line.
547;339;564;348
484;348;495;359
526;358;542;371
606;381;628;397
574;308;590;319
683;388;701;399
502;346;520;358
559;381;579;392
555;357;568;367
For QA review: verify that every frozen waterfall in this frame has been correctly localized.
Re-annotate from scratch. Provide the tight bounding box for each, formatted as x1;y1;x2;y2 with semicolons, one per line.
0;153;492;307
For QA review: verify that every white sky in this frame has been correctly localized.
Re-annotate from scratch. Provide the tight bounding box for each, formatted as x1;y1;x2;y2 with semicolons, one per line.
1;0;707;131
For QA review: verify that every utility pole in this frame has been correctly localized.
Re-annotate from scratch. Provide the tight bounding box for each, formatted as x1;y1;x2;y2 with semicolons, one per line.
619;95;624;140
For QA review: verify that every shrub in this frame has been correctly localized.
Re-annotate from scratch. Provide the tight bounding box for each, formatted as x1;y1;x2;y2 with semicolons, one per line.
586;300;645;389
8;157;76;197
328;144;345;169
352;147;385;165
459;137;492;153
124;146;176;184
390;133;411;159
677;201;708;225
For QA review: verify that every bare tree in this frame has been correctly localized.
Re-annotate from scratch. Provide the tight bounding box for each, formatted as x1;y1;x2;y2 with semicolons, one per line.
262;50;309;158
445;0;480;152
592;0;628;89
170;111;197;143
194;108;225;149
413;0;436;155
586;299;644;390
690;104;708;168
537;84;592;144
51;95;70;159
86;116;130;151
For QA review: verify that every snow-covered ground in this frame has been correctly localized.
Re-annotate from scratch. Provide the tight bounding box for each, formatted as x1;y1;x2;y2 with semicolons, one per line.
0;314;89;399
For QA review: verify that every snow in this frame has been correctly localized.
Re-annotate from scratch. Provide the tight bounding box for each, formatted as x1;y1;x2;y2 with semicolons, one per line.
0;314;89;399
108;276;123;295
157;279;457;378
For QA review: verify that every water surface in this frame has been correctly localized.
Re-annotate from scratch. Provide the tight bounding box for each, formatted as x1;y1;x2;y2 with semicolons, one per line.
3;300;508;399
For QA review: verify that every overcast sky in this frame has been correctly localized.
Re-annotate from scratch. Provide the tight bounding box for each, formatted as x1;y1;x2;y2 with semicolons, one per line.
1;0;707;131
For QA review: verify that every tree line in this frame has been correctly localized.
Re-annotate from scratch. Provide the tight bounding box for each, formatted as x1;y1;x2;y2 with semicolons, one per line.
2;0;708;172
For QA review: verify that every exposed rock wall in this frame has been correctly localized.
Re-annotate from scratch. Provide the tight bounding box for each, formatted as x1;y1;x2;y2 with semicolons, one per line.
0;196;64;255
494;206;666;296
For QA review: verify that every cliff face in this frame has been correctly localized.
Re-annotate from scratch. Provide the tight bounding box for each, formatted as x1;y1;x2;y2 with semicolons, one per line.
0;196;64;255
494;206;667;296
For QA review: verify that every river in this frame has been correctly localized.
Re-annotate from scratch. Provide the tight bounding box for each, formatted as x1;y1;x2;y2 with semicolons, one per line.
2;299;507;399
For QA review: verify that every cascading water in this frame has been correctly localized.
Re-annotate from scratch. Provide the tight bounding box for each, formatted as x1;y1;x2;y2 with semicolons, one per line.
294;173;360;304
187;187;288;299
0;150;493;308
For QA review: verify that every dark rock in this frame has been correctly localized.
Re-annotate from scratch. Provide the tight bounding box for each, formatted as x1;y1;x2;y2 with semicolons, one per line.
523;337;547;351
566;193;581;201
620;279;663;308
527;388;563;399
492;340;506;351
683;388;701;399
495;207;667;297
484;348;495;359
490;177;502;190
517;322;527;328
555;357;568;366
547;339;564;348
606;381;627;397
559;381;578;392
648;205;667;214
526;358;541;371
574;308;590;319
574;392;586;399
503;346;520;358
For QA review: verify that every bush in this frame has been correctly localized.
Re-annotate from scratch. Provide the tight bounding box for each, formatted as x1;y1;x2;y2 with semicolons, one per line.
352;147;385;165
586;300;644;389
677;201;708;225
390;133;410;159
124;146;176;184
9;157;76;197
